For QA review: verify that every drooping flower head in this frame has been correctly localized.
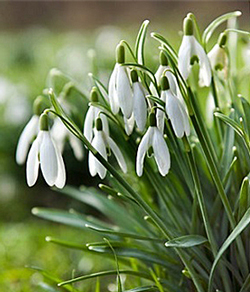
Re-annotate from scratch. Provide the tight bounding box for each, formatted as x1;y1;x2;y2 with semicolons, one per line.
178;16;211;87
158;76;190;138
136;111;171;177
88;118;127;179
16;97;44;165
26;113;66;189
208;33;228;78
83;87;109;142
108;43;133;118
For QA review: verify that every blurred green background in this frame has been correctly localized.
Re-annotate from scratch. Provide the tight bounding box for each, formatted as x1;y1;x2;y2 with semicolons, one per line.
0;1;248;291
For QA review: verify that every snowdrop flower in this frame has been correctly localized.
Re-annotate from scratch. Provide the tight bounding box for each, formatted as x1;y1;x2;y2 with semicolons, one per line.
131;70;147;132
26;113;66;188
124;114;135;136
51;117;84;161
178;17;211;87
208;33;228;78
16;98;43;165
83;87;109;142
108;44;133;118
136;112;171;177
150;51;178;97
157;76;190;138
88;118;127;179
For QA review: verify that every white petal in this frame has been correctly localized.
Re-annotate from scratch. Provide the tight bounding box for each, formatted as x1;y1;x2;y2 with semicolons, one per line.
133;82;147;131
26;131;42;187
54;142;66;189
136;127;153;176
51;118;68;154
108;64;120;114
40;131;58;186
89;132;107;179
178;35;193;80
84;106;95;142
156;91;166;133
149;65;167;97
107;135;127;173
116;66;133;119
193;37;211;87
124;114;135;136
101;114;110;136
165;91;190;138
69;133;84;160
16;115;39;165
165;71;178;95
152;128;170;176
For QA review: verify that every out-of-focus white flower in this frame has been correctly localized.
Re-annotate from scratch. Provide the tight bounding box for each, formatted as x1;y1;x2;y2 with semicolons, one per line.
208;33;228;78
88;118;127;179
51;117;83;161
131;70;147;132
157;76;190;138
136;112;170;177
83;87;109;142
178;17;211;87
108;44;133;118
16;98;44;165
26;113;66;189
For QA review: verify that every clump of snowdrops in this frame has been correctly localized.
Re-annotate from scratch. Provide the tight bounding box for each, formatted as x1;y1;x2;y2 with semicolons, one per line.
16;11;250;292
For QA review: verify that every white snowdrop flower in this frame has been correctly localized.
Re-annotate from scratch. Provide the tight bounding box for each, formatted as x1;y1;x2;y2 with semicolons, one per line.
26;113;66;189
150;51;178;97
157;76;190;138
83;87;109;142
178;17;211;87
208;33;228;78
131;70;147;132
16;98;43;165
88;118;127;179
51;117;84;161
136;112;171;177
108;44;133;119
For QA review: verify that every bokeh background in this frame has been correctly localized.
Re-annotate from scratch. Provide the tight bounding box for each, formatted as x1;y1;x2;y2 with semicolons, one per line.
0;1;249;291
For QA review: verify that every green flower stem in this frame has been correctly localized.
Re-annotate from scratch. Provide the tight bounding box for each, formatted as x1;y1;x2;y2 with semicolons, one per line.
183;136;232;292
187;89;249;278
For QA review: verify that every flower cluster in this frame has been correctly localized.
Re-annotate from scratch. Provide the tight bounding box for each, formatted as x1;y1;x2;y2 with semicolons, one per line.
17;13;227;187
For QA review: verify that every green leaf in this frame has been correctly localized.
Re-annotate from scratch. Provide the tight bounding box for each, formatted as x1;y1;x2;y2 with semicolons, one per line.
208;208;250;292
135;20;150;65
202;11;242;46
58;270;153;287
240;273;250;292
165;235;207;248
87;242;179;270
214;112;244;137
124;286;158;292
241;97;250;136
238;177;249;220
32;207;110;230
85;225;164;242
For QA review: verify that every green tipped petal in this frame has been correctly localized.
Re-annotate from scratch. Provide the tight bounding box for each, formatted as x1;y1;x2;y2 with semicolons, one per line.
218;33;227;48
149;111;156;127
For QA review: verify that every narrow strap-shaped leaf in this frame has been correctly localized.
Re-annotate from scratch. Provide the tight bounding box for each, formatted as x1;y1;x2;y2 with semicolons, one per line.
58;270;153;287
208;208;250;292
202;11;242;46
241;97;250;136
240;273;250;292
135;20;150;65
124;286;158;292
165;235;208;248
